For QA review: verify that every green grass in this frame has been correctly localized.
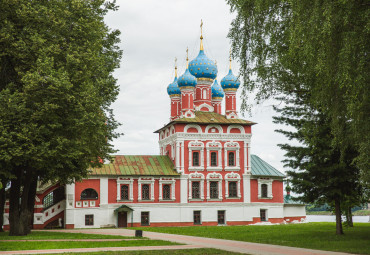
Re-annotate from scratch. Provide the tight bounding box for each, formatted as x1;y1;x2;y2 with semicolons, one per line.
0;240;180;251
0;231;134;240
132;222;370;254
306;211;333;215
47;248;240;255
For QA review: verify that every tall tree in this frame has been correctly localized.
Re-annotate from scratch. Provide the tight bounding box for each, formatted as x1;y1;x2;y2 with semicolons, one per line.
0;0;122;235
227;0;369;185
273;93;362;234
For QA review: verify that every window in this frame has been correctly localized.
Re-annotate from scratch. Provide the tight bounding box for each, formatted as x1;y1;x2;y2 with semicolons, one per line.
80;188;98;200
192;182;200;199
260;209;267;221
141;212;149;226
210;181;218;199
210;152;217;166
85;214;94;226
228;152;235;166
193;151;200;166
228;182;237;198
261;184;268;198
193;211;201;225
203;89;207;99
142;184;150;200
121;185;129;200
218;210;225;225
163;184;171;200
43;187;65;210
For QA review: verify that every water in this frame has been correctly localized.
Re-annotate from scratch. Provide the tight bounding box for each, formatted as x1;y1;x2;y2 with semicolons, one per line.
307;215;370;223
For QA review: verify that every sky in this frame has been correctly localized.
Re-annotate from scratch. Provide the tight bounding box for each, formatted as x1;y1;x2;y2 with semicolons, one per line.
104;0;291;173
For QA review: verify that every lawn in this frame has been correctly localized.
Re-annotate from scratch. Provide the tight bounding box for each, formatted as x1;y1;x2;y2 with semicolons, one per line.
0;231;132;240
0;240;180;251
50;248;239;255
132;222;370;254
0;231;180;251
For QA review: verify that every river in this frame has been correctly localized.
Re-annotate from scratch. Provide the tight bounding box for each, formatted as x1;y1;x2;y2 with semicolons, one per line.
306;215;370;223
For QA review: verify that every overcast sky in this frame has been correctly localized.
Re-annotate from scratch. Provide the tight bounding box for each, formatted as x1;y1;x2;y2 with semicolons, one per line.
104;0;290;173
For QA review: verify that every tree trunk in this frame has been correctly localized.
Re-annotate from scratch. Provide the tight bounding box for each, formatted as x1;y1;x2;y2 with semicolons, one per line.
26;178;38;234
334;198;344;235
9;168;34;236
346;206;353;227
0;179;7;232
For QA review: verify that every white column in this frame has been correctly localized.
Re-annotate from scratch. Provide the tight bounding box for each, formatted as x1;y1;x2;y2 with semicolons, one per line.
188;179;192;200
244;142;247;174
206;180;210;199
100;177;108;205
243;174;251;203
218;180;222;199
159;180;163;200
247;143;251;173
175;142;180;172
181;141;185;172
129;180;134;201
200;179;204;199
182;175;189;203
65;183;75;209
116;182;120;201
150;180;155;200
200;147;204;168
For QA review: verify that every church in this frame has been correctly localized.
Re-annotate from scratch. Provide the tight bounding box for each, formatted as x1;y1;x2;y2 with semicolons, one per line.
3;26;305;230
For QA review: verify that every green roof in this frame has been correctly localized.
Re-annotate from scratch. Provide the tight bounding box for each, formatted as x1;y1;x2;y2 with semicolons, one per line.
251;155;285;177
155;111;256;133
90;155;179;176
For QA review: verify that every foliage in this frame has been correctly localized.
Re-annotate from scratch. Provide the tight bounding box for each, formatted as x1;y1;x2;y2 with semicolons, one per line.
0;231;138;240
227;0;369;186
134;223;370;254
0;0;122;235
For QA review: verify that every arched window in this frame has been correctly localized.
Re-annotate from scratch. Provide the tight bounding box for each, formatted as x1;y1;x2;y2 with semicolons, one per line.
261;184;268;198
210;152;217;166
80;188;98;200
142;184;150;200
163;184;171;200
210;181;218;199
228;152;235;166
229;182;237;198
121;185;129;200
193;151;200;166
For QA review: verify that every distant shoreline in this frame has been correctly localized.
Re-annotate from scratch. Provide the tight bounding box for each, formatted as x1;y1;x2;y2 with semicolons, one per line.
306;210;370;216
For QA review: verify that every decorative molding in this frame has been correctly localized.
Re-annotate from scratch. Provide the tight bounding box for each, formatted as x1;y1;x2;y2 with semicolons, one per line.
188;172;205;200
258;178;273;199
184;124;202;133
188;140;204;170
195;103;214;112
138;177;155;201
205;124;223;133
227;125;245;134
117;178;134;201
159;178;176;201
225;172;241;198
206;172;222;200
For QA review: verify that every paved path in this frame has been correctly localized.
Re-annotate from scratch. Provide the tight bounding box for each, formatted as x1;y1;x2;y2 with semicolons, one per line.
39;228;354;255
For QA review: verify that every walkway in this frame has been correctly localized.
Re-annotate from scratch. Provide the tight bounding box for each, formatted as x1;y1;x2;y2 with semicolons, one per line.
28;228;353;255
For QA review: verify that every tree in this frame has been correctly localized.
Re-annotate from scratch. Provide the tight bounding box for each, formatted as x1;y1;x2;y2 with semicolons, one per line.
227;0;369;234
0;0;122;235
227;0;369;185
273;93;362;234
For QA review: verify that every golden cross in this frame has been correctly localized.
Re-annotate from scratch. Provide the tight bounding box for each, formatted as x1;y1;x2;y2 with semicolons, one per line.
186;47;189;61
229;49;232;69
200;19;203;37
174;57;177;77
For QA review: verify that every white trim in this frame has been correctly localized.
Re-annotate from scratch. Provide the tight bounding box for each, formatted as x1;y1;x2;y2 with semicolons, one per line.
206;141;222;171
224;141;240;171
206;172;223;200
205;124;223;133
159;178;176;201
195;103;214;112
227;125;245;134
117;177;134;201
184;124;202;133
138;178;155;201
188;141;205;171
258;178;273;199
225;172;241;198
189;172;205;200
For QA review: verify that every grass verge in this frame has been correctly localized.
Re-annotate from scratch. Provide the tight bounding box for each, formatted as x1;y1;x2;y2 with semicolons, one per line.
53;248;240;254
0;240;180;251
0;231;134;240
132;222;370;254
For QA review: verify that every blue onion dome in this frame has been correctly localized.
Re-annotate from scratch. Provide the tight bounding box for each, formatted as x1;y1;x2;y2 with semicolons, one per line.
178;51;197;88
221;68;240;90
167;76;181;96
211;79;224;98
189;50;218;80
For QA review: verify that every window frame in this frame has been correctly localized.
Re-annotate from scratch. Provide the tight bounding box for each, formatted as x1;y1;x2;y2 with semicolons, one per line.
209;181;219;199
261;184;268;198
85;214;94;226
120;185;129;200
228;152;235;166
192;151;200;167
228;181;238;198
210;152;217;167
80;188;99;200
191;181;200;199
193;210;201;225
162;184;171;200
141;211;150;226
141;184;150;200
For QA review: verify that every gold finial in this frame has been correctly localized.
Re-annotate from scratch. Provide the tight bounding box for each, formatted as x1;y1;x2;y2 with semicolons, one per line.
200;19;204;51
186;47;189;68
175;57;178;77
229;49;232;70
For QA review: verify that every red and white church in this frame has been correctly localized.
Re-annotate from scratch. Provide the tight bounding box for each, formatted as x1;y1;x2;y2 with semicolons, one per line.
3;30;305;230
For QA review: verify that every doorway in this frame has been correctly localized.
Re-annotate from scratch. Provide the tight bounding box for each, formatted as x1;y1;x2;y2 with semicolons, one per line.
118;211;127;227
